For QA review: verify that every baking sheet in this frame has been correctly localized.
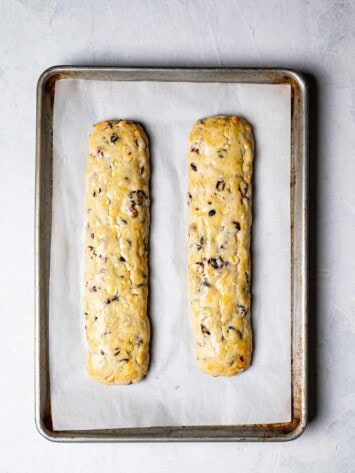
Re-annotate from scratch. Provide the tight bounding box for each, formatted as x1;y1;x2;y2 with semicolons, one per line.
50;79;291;430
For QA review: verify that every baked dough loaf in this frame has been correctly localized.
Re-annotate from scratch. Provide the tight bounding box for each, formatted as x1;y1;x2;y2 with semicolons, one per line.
188;116;254;376
84;120;150;385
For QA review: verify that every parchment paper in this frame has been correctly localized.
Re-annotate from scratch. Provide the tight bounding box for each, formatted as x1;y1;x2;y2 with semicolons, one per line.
50;79;291;430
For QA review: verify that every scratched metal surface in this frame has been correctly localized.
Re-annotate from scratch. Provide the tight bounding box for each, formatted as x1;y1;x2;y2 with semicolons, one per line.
35;67;307;442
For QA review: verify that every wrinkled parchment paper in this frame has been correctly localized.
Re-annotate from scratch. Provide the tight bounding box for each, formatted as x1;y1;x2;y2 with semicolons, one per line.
50;79;291;429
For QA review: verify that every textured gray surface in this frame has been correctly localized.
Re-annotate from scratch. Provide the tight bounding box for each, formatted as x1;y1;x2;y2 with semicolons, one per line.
0;0;354;471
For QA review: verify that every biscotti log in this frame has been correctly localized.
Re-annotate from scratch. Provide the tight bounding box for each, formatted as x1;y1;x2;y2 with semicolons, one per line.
84;120;150;385
188;116;254;377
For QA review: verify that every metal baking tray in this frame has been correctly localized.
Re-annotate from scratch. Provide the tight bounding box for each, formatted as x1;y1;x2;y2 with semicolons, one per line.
35;66;308;442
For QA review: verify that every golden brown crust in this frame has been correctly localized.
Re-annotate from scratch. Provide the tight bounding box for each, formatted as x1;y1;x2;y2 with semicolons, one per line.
84;120;150;385
188;116;254;376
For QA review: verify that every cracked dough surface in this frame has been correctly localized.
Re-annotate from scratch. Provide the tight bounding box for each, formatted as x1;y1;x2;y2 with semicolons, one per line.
84;120;150;385
188;115;254;377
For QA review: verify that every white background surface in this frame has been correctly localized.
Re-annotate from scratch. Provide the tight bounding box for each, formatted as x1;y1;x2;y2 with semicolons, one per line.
50;80;290;429
0;0;354;471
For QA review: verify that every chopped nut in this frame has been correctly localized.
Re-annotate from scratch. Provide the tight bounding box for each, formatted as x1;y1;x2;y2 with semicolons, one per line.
237;304;246;317
216;180;226;191
208;256;224;269
217;148;227;159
